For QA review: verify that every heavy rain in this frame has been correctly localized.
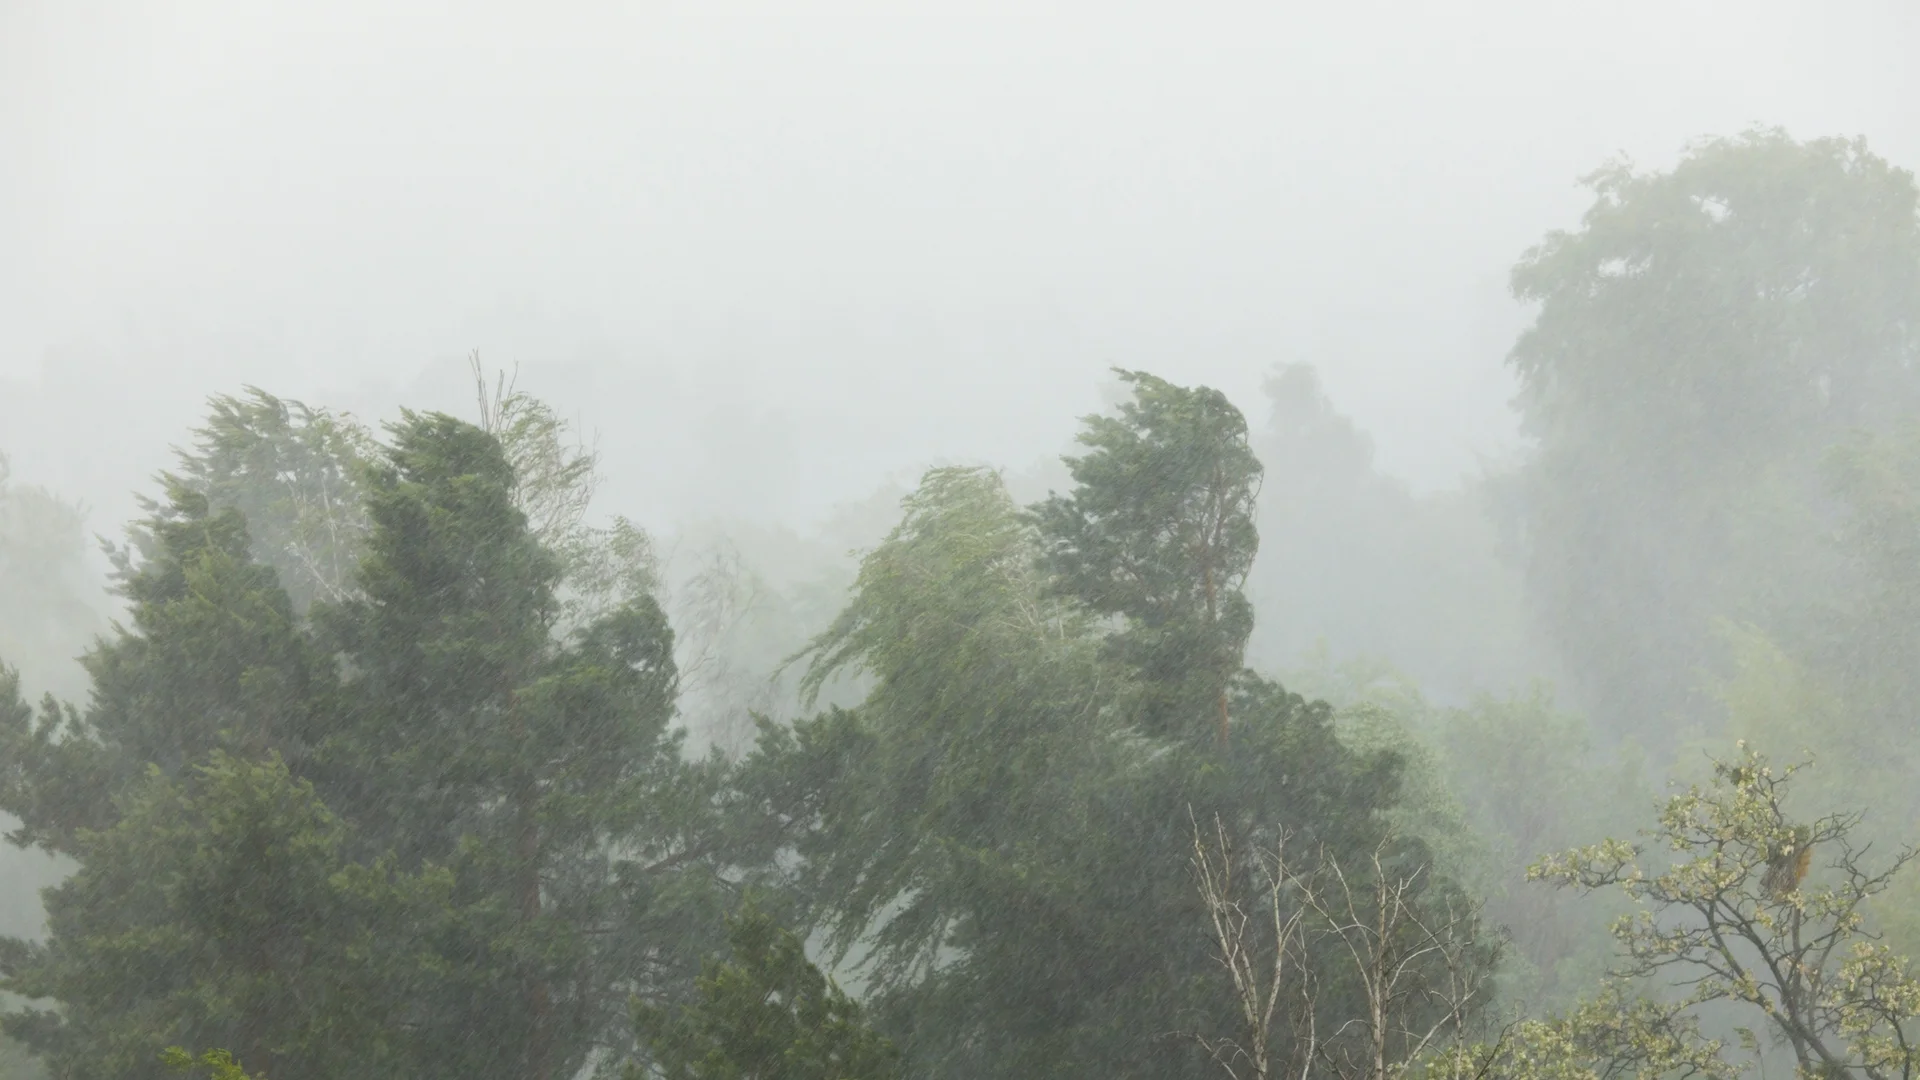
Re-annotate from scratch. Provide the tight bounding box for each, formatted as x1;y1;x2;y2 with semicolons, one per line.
4;4;1920;1078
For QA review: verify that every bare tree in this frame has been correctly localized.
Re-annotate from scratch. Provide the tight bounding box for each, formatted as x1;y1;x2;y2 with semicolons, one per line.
1188;809;1315;1080
1184;813;1494;1080
1309;838;1491;1080
471;352;598;546
471;352;661;631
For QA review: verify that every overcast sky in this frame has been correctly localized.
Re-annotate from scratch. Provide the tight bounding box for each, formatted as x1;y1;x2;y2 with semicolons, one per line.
4;2;1918;533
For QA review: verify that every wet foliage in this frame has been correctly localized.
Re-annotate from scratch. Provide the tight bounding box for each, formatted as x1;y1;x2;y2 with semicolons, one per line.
7;129;1920;1080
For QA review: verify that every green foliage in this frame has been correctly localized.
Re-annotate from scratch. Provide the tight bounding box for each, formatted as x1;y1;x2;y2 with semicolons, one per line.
1507;129;1920;742
0;1019;44;1080
1473;746;1920;1080
1030;369;1263;743
159;387;378;613
1;397;732;1080
0;753;440;1080
1437;692;1646;1011
751;447;1459;1079
160;1046;258;1080
633;903;902;1080
315;409;727;1080
0;480;333;854
784;466;1115;994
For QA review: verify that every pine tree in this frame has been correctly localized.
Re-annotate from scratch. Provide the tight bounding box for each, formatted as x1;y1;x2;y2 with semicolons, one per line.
321;411;726;1080
2;400;732;1080
0;752;441;1080
1;480;333;853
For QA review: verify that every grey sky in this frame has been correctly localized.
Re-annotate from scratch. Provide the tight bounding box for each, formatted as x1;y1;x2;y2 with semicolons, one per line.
4;2;1918;533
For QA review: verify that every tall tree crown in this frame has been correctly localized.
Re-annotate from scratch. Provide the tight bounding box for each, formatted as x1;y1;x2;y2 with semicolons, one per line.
1031;369;1264;742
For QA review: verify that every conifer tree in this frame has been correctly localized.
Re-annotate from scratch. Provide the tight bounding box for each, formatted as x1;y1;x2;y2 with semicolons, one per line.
2;401;730;1080
321;411;724;1080
0;481;333;852
0;753;440;1080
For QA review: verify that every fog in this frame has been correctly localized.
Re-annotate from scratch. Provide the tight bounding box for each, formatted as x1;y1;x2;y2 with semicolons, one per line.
8;3;1917;534
7;6;1920;1080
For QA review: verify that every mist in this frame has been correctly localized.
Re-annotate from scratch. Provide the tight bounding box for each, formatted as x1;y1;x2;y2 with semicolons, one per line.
7;4;1916;530
6;5;1920;1080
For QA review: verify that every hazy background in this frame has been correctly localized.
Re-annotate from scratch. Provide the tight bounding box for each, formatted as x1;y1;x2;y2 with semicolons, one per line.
5;9;1920;1070
6;2;1918;542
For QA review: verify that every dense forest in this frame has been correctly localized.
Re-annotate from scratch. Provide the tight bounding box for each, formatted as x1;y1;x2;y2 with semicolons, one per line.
6;129;1920;1080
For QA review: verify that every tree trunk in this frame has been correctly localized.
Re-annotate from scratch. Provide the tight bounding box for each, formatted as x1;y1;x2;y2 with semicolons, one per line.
1202;557;1229;747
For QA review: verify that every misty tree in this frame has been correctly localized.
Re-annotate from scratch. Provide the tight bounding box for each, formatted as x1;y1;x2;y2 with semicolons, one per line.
1243;365;1538;704
747;454;1447;1080
1811;427;1920;737
0;453;100;701
0;753;442;1080
0;481;335;851
319;411;731;1080
1441;746;1920;1080
1507;129;1920;744
470;354;661;633
159;387;377;613
1031;368;1263;744
632;903;902;1080
662;540;788;757
1432;692;1643;1012
0;405;739;1080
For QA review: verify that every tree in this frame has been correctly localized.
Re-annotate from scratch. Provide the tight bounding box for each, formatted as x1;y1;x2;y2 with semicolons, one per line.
1185;813;1494;1080
632;903;902;1080
747;461;1442;1080
159;1047;260;1080
0;472;356;1080
1506;130;1920;744
470;354;660;634
780;467;1116;1001
1243;365;1540;705
0;458;92;1077
1432;693;1645;1013
320;410;726;1080
1031;369;1263;744
1458;745;1920;1080
2;398;732;1080
0;481;335;854
160;387;377;613
1814;427;1920;727
0;454;99;702
0;752;442;1080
